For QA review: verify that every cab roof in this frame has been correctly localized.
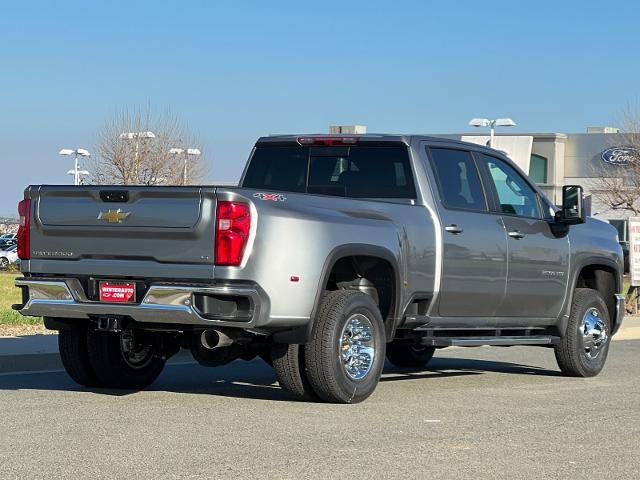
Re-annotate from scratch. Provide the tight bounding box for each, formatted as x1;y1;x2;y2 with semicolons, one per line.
255;134;501;155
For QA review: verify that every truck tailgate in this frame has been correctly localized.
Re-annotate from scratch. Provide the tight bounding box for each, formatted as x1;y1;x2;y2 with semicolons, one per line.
27;186;216;274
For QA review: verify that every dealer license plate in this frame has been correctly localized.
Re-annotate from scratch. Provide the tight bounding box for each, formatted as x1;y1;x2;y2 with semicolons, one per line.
99;281;136;303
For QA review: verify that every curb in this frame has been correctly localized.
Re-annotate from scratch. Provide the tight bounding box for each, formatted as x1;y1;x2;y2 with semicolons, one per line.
614;327;640;341
0;353;62;374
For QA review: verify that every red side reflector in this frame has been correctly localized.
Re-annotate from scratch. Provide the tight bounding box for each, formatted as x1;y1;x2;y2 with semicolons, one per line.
215;201;251;266
17;199;31;260
297;136;359;146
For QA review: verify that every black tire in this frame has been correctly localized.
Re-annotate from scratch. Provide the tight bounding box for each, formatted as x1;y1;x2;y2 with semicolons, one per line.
386;344;436;368
271;343;317;400
58;326;102;387
304;290;386;404
87;329;166;389
555;288;611;377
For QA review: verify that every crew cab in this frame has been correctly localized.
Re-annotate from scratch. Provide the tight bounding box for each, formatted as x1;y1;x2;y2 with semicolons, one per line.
14;134;625;403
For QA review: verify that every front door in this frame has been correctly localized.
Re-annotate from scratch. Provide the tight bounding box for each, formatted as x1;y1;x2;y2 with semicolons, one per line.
427;147;508;317
476;153;570;318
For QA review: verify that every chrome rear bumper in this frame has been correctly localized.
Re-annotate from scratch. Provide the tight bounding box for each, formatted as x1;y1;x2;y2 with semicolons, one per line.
14;277;264;328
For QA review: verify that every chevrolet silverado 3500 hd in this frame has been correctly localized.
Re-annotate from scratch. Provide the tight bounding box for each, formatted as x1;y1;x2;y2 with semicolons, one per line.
14;134;624;403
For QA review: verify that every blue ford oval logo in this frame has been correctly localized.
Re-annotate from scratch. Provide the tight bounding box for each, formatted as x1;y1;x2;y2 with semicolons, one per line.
601;146;638;165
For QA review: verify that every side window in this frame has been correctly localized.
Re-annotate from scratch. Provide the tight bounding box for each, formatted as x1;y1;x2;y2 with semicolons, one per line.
478;154;542;218
429;148;486;211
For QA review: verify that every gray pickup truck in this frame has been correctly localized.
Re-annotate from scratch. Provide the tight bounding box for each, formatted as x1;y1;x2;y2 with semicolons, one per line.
14;134;625;403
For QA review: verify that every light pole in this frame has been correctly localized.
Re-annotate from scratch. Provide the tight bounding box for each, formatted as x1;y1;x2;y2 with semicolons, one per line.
119;131;156;183
59;148;91;185
169;147;201;185
468;118;516;147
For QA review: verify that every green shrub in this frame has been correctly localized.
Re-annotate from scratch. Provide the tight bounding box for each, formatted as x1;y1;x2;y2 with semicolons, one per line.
0;272;41;325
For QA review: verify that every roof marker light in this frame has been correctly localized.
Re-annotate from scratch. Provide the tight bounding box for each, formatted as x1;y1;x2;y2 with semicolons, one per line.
296;136;359;146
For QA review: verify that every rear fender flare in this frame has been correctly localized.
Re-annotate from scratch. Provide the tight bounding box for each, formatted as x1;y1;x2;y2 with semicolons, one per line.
273;244;402;344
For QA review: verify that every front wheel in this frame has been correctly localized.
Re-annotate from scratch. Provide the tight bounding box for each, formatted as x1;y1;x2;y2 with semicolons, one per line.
555;288;611;377
304;290;386;404
87;328;166;389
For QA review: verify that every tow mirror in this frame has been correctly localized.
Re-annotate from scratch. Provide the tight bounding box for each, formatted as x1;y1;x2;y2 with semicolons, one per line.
556;185;586;225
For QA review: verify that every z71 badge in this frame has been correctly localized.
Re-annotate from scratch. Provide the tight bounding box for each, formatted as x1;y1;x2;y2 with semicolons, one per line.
253;193;287;202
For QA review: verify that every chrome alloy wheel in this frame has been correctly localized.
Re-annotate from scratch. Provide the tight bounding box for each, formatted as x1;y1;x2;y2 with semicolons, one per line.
580;308;608;359
339;314;376;381
120;330;154;369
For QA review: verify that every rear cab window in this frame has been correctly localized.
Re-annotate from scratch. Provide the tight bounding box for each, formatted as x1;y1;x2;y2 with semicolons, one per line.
241;147;308;193
242;144;416;200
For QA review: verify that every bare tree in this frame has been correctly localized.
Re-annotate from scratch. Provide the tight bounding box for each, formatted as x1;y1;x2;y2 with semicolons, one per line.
590;107;640;215
89;106;207;185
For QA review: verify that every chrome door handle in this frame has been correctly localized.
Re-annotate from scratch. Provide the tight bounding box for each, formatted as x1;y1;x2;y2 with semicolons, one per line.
444;224;463;234
508;230;525;239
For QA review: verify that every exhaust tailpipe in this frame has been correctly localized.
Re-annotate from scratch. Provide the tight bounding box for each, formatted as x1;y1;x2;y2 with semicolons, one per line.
200;329;235;350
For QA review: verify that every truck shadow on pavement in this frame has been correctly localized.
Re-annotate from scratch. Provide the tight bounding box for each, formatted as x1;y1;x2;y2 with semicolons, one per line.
382;357;562;383
0;356;561;401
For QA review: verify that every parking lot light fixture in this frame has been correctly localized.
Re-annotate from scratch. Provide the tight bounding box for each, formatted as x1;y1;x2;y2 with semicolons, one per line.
468;117;517;147
119;132;156;182
169;147;201;185
59;148;91;185
119;131;156;140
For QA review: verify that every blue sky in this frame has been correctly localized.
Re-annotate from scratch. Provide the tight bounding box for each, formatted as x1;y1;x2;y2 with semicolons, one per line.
1;0;638;214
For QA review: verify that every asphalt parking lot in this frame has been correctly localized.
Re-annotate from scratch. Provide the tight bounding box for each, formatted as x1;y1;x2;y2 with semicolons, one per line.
0;341;638;480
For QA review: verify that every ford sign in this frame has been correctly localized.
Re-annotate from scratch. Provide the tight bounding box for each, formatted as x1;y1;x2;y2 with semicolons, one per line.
601;146;639;166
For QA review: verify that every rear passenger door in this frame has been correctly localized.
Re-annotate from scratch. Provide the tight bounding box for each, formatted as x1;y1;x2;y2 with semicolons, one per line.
427;147;508;318
475;153;570;318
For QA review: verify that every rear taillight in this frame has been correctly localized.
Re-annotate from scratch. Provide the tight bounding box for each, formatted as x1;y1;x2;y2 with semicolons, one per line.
17;199;31;260
215;201;251;266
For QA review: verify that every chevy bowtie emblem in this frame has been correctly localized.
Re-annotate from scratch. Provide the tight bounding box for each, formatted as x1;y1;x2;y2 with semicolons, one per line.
98;209;131;223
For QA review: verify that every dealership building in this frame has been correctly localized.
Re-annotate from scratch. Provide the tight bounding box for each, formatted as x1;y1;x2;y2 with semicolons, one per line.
435;127;636;243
